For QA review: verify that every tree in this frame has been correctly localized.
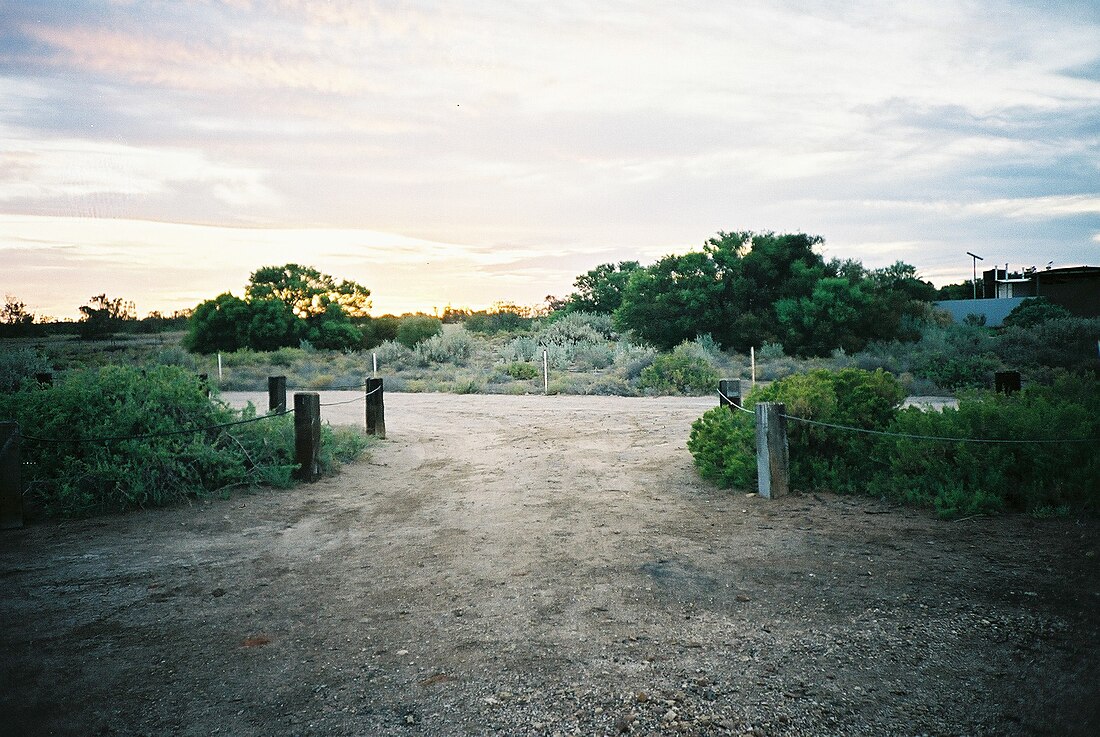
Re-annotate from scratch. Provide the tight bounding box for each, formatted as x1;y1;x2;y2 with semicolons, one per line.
78;294;136;340
0;295;41;337
614;251;727;350
246;264;371;318
184;293;252;353
564;261;641;314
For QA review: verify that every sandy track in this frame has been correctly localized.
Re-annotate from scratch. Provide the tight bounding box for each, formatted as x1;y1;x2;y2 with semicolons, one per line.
1;393;1097;736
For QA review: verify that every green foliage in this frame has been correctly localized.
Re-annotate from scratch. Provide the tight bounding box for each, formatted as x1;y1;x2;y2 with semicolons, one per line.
505;361;540;380
563;261;641;314
246;263;371;318
687;406;756;488
464;307;533;334
396;315;443;347
611;231;933;356
362;315;400;348
0;347;51;392
0;365;368;517
185;265;370;353
1002;297;1072;329
876;378;1099;516
638;342;720;395
414;329;475;364
688;369;1099;517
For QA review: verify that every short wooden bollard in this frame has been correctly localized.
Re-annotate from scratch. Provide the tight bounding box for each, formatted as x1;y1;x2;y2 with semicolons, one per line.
365;378;386;439
995;371;1021;395
0;422;23;530
719;379;741;410
293;393;321;482
755;402;789;499
268;375;287;413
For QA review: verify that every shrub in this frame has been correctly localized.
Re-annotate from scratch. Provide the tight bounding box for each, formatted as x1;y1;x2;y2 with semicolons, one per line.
501;336;539;362
1002;297;1071;329
687;406;756;488
614;342;656;380
688;368;1100;517
0;365;368;517
638;342;720;395
414;329;475;364
0;347;52;392
505;362;540;380
395;315;443;348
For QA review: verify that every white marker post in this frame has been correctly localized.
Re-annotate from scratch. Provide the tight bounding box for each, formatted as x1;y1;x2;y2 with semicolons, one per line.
217;352;223;383
543;349;549;395
373;352;378;377
750;346;756;388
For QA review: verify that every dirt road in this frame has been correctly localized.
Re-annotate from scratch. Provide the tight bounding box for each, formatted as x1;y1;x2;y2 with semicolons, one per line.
2;393;1097;736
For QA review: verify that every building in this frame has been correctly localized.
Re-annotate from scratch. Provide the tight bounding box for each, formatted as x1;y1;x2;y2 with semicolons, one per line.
936;265;1099;327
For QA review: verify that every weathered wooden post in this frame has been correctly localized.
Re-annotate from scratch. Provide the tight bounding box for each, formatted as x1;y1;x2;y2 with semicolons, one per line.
293;393;321;482
718;379;741;410
365;378;386;438
34;372;53;387
1;422;23;529
755;402;789;499
268;376;287;413
995;371;1021;395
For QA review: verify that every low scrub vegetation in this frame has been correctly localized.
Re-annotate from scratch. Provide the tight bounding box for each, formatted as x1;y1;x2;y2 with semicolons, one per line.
688;369;1100;517
0;365;368;517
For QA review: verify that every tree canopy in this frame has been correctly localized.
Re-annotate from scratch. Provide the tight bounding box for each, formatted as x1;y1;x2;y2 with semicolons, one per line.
185;264;371;353
564;231;935;356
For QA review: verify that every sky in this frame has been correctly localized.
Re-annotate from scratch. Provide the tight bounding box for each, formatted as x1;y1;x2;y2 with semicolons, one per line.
1;0;1099;320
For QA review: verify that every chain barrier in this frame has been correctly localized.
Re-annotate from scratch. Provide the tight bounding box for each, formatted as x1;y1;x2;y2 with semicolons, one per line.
717;390;1098;445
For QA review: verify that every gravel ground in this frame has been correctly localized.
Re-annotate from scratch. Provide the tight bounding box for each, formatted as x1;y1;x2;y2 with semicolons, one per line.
1;392;1097;737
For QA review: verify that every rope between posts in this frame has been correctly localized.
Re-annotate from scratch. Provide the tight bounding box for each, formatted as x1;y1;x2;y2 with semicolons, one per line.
717;389;754;415
717;389;1097;445
19;409;295;445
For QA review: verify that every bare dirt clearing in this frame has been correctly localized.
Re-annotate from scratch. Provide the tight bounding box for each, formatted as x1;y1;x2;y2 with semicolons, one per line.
2;393;1097;736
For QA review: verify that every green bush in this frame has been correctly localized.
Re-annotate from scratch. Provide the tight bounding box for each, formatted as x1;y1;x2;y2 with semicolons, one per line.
687;368;1100;517
0;365;368;517
396;315;443;347
0;347;52;392
505;361;540;380
638;342;720;395
414;329;475;364
873;377;1100;516
687;406;756;488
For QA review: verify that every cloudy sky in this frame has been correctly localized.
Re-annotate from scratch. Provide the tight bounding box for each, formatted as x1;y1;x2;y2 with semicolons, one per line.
2;0;1098;319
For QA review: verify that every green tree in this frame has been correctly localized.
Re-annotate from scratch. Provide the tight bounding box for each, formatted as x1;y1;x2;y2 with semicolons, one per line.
614;251;726;350
246;263;371;318
184;293;252;353
395;315;443;347
564;261;641;314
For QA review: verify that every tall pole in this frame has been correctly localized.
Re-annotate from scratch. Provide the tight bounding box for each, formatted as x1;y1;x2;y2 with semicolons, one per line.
966;252;984;300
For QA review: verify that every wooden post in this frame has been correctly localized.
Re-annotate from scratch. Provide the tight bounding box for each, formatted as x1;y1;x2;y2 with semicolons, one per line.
34;372;53;387
365;378;386;439
755;402;789;499
718;379;741;410
1;422;23;529
293;393;321;482
268;376;287;413
995;371;1021;395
